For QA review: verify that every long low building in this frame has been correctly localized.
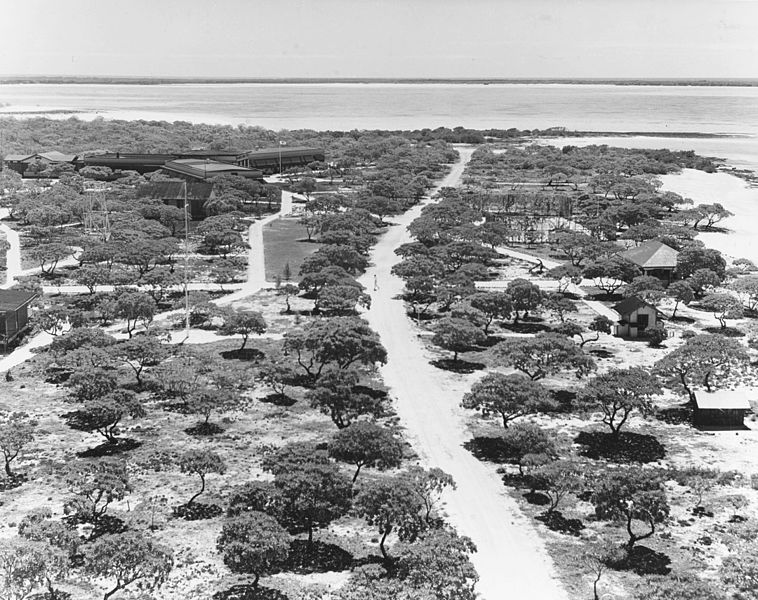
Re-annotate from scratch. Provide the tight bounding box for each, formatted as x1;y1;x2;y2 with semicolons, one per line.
162;159;263;182
80;151;241;174
236;146;325;173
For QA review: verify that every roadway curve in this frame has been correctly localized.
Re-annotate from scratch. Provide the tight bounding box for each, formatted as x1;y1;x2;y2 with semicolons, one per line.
360;147;569;600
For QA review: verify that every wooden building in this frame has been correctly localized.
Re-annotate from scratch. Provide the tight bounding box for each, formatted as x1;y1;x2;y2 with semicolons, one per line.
612;296;660;338
81;151;241;174
4;152;78;176
136;181;214;220
694;389;752;428
620;240;679;281
162;159;263;182
0;290;39;353
236;147;325;174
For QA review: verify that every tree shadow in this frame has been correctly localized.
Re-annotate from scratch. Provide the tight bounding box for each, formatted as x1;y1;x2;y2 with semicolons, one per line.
213;585;289;600
606;545;671;576
76;438;142;458
536;511;585;536
221;348;266;361
499;322;552;334
185;422;226;436
353;385;388;400
173;502;224;521
463;436;513;463
574;430;665;463
703;326;745;337
548;389;576;413
0;474;27;491
431;358;485;374
655;404;693;425
259;393;297;407
588;348;615;359
284;540;355;574
669;315;695;324
523;491;550;506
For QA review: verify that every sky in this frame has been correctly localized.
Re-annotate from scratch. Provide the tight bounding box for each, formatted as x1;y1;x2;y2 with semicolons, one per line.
1;0;757;79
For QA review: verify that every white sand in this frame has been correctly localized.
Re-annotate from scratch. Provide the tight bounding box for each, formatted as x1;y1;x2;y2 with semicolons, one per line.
360;147;568;600
660;169;758;264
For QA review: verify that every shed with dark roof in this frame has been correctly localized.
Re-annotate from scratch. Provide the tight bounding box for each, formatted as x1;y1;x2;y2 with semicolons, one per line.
136;181;214;220
237;146;325;173
0;290;38;352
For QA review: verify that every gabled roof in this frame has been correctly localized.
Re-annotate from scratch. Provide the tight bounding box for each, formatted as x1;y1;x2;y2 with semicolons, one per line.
163;159;262;180
239;146;325;160
136;181;214;201
3;154;34;162
695;389;752;410
37;151;77;162
621;240;679;269
612;296;655;316
0;290;39;312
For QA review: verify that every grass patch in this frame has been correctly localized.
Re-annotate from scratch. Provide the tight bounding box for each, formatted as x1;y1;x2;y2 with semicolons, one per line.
263;217;320;282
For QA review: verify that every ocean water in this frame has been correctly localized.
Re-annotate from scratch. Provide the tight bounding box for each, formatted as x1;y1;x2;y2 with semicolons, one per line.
2;82;758;172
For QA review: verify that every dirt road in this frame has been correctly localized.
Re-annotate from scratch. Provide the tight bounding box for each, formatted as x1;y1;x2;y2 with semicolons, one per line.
360;147;569;600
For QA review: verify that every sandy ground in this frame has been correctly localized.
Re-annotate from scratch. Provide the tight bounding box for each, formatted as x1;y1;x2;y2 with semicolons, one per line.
360;147;569;600
660;168;758;264
0;207;22;288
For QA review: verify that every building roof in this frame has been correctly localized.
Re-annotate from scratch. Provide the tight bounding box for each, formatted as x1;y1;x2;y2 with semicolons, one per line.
163;159;262;181
136;181;214;201
695;389;752;410
3;154;34;162
239;146;325;161
621;240;679;269
612;296;655;316
37;151;77;162
0;290;39;312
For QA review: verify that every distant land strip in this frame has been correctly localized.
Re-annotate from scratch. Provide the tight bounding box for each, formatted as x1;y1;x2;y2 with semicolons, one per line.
1;76;758;86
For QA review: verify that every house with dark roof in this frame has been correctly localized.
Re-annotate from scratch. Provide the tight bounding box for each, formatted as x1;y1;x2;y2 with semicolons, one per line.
3;152;79;176
162;159;263;182
620;240;679;281
611;296;660;338
0;290;38;352
136;181;215;220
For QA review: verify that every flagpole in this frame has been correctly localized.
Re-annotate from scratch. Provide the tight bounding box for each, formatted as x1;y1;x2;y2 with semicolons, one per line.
183;180;190;339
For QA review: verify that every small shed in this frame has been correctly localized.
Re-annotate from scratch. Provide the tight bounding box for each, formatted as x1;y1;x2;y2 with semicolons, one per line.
620;240;679;281
612;296;659;338
0;290;39;353
694;389;752;428
136;181;215;220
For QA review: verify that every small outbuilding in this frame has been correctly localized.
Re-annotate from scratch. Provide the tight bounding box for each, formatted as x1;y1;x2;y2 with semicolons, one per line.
620;240;679;281
694;389;752;428
0;290;39;353
612;296;659;338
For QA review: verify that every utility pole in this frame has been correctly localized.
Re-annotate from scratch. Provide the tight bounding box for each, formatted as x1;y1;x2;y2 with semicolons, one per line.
183;180;190;338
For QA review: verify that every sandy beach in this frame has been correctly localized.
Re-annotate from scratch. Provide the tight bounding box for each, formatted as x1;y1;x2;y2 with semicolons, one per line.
659;168;758;264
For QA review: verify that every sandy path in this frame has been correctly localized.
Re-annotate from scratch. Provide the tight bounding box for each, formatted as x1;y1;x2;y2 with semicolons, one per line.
360;147;568;600
660;168;758;264
0;208;23;289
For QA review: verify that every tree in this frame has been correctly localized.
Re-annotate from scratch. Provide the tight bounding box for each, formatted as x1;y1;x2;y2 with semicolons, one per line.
0;538;69;600
493;332;596;380
579;367;660;436
84;530;173;600
73;264;113;294
699;293;744;329
317;284;372;316
546;264;584;294
217;512;290;588
256;354;299;400
218;309;267;351
329;422;404;482
306;368;384;429
466;291;513;333
654;333;750;403
730;275;758;311
531;460;585;514
554;316;613;348
553;231;612;266
110;334;167;386
394;529;478;600
688;268;722;298
633;574;727;600
431;317;486;362
353;477;426;562
274;460;352;550
694;202;732;229
583;258;641;295
63;459;131;524
69;389;146;445
667;281;694;318
591;469;669;550
506;278;543;322
276;283;299;313
0;413;37;479
178;449;226;506
543;293;578;323
501;423;558;475
622;276;665;305
186;386;243;431
677;247;726;279
28;242;73;275
66;368;118;403
300;244;368;276
197;215;245;256
461;373;556;427
283;317;387;380
114;291;157;337
400;466;455;524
